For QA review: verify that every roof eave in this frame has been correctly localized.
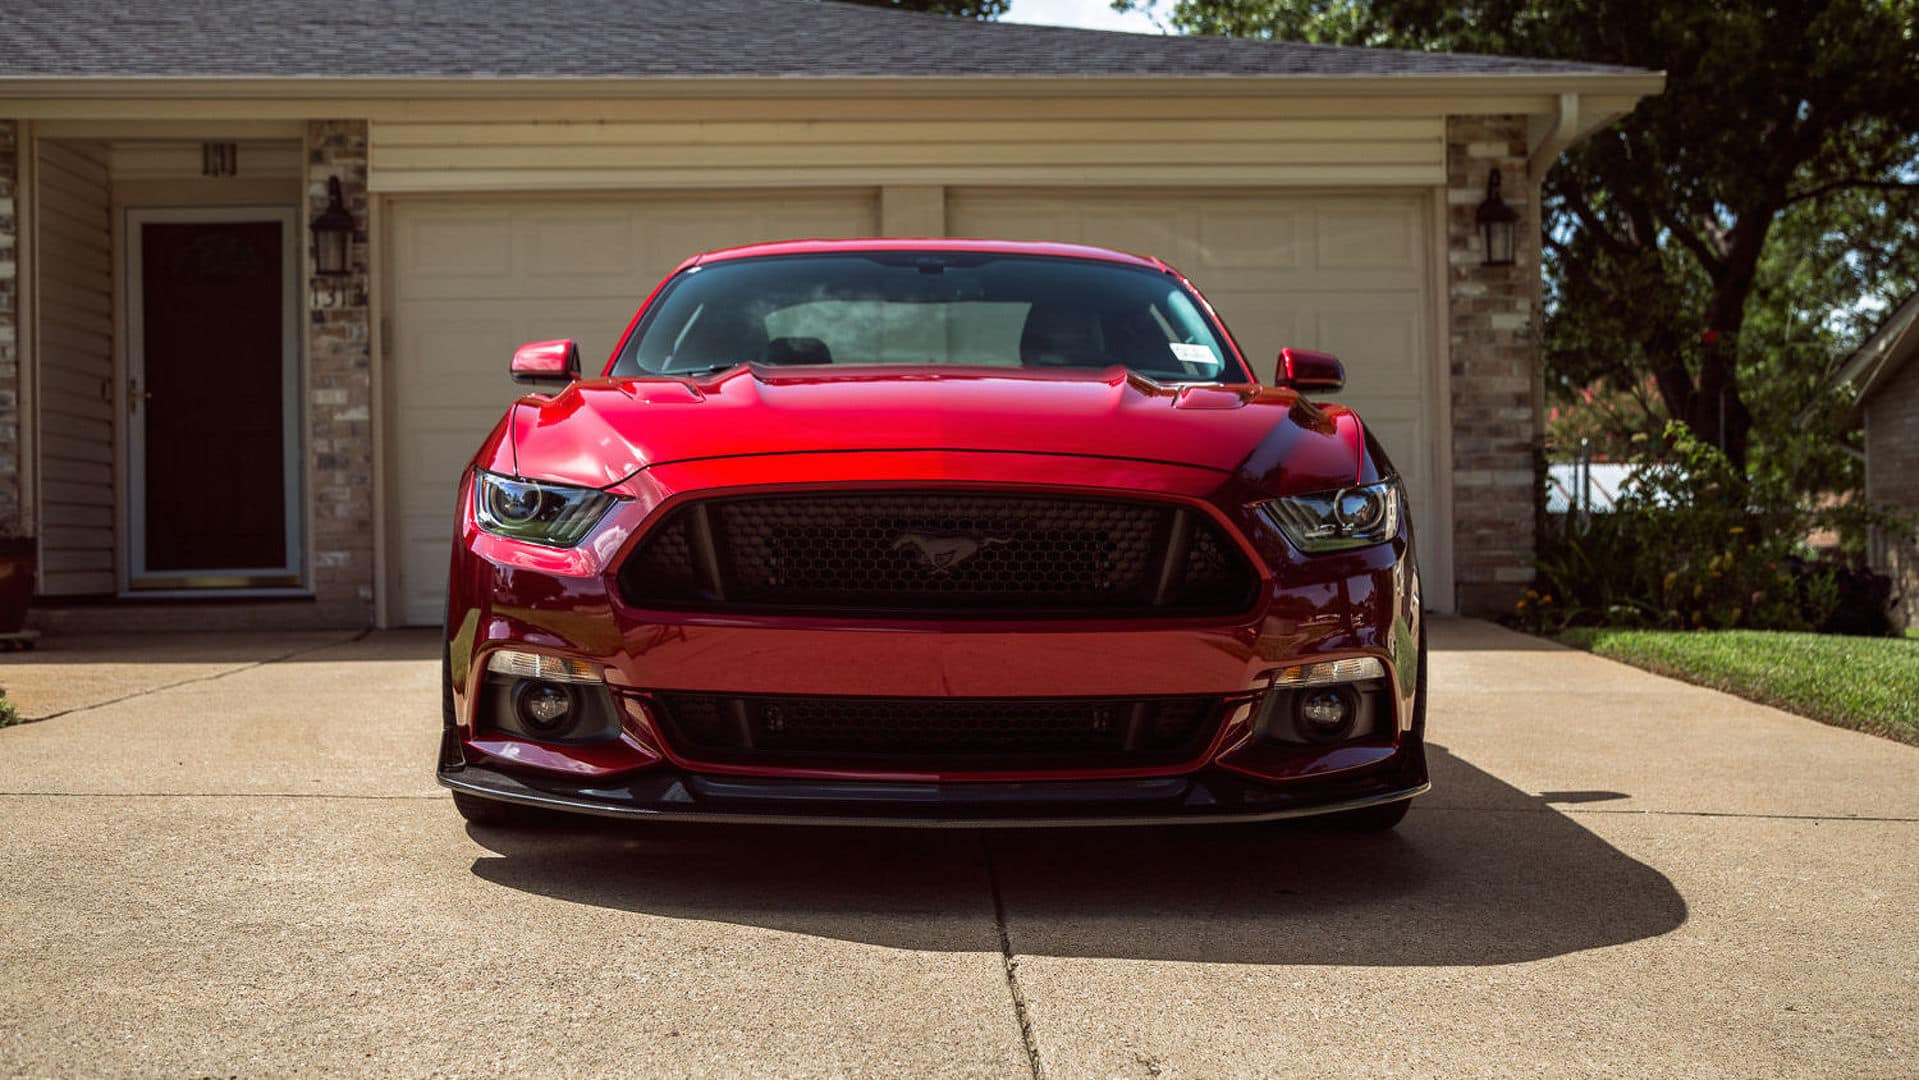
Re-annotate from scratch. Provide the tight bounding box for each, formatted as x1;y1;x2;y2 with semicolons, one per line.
0;71;1668;102
1838;291;1919;424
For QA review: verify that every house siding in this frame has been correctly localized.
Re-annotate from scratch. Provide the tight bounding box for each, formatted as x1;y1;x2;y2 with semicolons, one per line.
33;139;114;595
1864;354;1919;629
1445;115;1542;616
368;108;1446;193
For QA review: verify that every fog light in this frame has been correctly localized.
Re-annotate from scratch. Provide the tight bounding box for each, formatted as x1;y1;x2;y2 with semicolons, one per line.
515;681;575;734
1296;688;1357;743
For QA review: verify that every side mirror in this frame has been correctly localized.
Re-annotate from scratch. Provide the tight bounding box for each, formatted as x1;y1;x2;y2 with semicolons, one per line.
510;339;582;385
1276;347;1344;394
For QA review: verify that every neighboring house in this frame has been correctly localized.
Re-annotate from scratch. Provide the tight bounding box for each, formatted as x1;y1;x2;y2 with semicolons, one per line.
0;0;1662;629
1836;291;1919;629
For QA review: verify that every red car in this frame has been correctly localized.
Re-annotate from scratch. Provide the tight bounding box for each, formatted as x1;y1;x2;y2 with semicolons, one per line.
438;239;1427;830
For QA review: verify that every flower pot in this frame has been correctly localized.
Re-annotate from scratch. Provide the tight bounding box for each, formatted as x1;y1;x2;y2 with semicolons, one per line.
0;538;35;635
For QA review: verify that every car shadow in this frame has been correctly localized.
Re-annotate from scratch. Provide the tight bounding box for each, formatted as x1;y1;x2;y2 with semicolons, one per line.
465;742;1686;966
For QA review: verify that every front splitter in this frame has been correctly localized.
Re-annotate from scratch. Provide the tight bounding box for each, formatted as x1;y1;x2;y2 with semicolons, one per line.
438;762;1429;829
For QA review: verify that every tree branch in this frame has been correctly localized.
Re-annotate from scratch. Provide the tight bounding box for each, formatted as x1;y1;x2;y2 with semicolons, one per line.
1558;186;1637;257
1782;179;1919;207
1659;209;1727;278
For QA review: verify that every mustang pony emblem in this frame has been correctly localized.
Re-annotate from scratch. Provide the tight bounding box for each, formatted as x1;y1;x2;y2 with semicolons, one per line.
892;531;1011;575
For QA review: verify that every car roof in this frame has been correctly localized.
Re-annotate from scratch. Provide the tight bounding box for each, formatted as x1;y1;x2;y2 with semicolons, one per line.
692;238;1168;272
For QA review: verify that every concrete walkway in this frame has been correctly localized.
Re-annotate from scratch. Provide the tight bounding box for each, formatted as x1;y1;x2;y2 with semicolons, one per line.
0;619;1913;1076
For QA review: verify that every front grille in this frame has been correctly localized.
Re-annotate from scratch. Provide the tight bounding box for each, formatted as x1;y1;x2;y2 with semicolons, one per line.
651;692;1223;771
619;491;1258;617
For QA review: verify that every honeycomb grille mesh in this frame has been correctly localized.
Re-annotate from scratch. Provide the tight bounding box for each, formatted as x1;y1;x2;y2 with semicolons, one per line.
620;491;1255;616
653;693;1221;770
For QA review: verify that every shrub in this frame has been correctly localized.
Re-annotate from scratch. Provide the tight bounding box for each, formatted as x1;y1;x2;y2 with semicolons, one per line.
1514;423;1900;635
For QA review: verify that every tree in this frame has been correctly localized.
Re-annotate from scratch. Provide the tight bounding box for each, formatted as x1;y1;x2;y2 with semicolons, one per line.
838;0;1010;18
1116;0;1919;472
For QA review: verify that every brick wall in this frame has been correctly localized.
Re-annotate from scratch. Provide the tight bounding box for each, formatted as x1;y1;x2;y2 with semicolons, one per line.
305;120;376;625
0;120;20;536
1864;354;1919;629
1446;115;1544;615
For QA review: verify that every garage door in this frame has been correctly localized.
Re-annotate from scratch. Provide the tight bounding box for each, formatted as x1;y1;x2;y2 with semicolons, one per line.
949;190;1440;595
388;191;879;625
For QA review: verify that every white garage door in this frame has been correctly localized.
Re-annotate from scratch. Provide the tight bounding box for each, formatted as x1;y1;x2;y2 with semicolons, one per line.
388;191;880;625
949;190;1441;596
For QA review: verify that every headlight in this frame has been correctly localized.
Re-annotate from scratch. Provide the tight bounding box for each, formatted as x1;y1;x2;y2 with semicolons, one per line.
1257;479;1403;554
472;470;617;547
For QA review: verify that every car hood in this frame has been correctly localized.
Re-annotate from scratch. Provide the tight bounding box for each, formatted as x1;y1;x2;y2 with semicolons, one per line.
505;365;1364;494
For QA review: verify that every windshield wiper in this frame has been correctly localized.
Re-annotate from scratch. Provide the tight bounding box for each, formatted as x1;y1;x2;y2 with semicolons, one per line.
657;361;746;379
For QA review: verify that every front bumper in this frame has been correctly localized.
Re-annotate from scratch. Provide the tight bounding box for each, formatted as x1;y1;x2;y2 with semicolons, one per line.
439;757;1429;828
442;454;1427;823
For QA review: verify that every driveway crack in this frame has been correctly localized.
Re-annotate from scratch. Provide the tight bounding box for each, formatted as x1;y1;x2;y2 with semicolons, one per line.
980;833;1045;1080
15;629;369;725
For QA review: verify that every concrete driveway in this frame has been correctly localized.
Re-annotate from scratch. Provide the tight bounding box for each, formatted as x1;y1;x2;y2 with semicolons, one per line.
0;618;1913;1077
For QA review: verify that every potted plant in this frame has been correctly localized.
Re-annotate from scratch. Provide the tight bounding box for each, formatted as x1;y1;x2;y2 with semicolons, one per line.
0;502;35;636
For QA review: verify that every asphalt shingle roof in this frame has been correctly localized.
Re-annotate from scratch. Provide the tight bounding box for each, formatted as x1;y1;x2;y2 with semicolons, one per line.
0;0;1641;79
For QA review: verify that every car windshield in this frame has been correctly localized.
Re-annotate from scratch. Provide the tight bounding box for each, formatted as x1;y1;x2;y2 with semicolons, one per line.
611;252;1244;382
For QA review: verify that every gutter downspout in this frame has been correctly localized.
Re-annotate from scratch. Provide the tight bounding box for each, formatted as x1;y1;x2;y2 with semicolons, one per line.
1528;91;1581;176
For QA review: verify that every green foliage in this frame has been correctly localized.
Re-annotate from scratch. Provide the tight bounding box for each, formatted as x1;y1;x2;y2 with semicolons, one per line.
1560;627;1919;744
1117;0;1919;473
0;695;17;729
838;0;1011;17
1514;423;1887;634
1546;377;1665;461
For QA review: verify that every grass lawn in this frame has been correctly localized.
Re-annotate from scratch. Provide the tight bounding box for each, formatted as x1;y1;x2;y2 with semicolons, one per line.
1559;628;1919;745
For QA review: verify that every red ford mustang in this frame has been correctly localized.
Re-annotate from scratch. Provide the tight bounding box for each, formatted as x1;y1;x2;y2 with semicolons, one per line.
438;239;1426;830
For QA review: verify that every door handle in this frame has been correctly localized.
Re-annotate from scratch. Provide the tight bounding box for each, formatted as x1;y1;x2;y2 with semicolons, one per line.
128;377;152;415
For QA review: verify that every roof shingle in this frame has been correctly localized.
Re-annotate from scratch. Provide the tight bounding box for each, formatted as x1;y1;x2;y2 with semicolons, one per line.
0;0;1643;79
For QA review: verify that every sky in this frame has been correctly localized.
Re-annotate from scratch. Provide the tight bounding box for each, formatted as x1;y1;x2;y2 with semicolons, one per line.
1003;0;1167;34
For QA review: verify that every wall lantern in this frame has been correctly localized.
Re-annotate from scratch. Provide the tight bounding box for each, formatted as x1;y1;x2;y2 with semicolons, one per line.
310;176;355;277
1476;168;1519;267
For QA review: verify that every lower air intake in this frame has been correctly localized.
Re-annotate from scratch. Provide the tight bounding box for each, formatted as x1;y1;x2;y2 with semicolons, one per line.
651;693;1224;771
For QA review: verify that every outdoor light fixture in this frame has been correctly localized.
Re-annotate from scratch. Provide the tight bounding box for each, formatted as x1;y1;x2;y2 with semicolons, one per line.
1476;167;1519;267
309;176;355;277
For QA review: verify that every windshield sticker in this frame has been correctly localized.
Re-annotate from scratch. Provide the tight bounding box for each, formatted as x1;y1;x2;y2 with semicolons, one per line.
1168;342;1217;366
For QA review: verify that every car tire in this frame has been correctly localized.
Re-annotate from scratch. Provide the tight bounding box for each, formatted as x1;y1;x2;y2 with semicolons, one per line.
451;790;534;828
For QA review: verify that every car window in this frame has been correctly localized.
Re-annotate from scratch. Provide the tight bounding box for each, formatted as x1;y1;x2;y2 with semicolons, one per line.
613;253;1243;382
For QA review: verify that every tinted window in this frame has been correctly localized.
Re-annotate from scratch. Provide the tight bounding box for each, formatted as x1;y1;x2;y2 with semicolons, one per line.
611;253;1244;382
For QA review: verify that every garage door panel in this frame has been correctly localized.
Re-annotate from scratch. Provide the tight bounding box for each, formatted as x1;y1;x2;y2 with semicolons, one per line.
1078;209;1188;263
391;190;879;625
1315;202;1422;270
520;213;643;278
1198;206;1306;270
397;319;518;393
398;213;515;288
952;206;1058;243
1314;301;1421;383
401;536;453;627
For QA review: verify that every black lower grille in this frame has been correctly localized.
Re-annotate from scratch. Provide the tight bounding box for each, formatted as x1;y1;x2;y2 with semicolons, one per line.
619;490;1257;617
652;693;1223;770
